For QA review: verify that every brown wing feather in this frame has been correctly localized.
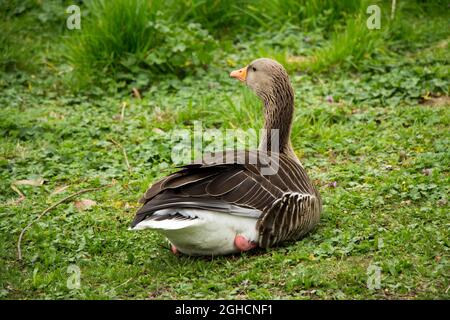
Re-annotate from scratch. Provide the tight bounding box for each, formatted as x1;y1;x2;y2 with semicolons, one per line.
206;169;246;196
133;149;321;246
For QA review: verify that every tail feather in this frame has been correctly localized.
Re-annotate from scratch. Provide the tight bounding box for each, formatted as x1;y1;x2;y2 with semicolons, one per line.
130;212;200;231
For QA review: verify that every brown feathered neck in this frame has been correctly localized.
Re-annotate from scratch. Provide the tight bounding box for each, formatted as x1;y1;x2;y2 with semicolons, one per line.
258;70;296;158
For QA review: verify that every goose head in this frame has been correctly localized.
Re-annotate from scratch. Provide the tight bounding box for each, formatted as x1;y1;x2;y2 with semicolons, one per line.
229;58;293;104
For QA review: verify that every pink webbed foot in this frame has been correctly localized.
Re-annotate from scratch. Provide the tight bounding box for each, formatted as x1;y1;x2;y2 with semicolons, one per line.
234;235;258;252
171;244;179;255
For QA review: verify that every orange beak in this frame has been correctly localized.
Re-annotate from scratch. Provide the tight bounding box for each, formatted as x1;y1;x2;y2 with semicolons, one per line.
230;66;247;82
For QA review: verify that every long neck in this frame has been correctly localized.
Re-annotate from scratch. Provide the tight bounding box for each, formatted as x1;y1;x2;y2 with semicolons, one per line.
258;79;296;157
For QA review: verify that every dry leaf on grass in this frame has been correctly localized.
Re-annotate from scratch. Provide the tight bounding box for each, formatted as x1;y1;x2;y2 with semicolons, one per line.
9;178;45;205
9;185;26;205
50;185;69;196
152;128;165;135
74;199;97;211
132;87;141;99
13;178;45;186
124;202;135;211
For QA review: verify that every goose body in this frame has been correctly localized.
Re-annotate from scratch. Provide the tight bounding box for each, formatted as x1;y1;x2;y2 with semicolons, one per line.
133;208;259;255
130;58;322;255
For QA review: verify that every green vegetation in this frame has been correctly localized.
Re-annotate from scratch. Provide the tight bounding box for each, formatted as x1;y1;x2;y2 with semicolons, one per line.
0;0;449;299
65;0;216;85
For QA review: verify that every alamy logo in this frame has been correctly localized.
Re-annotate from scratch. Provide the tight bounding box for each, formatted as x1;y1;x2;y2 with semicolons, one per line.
66;264;81;290
366;264;381;290
366;5;381;30
66;5;81;30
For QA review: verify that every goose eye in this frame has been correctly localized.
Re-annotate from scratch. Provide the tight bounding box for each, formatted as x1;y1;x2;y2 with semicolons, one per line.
252;66;257;72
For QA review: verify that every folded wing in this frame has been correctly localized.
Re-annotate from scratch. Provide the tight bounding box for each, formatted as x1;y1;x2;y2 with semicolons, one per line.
131;150;321;247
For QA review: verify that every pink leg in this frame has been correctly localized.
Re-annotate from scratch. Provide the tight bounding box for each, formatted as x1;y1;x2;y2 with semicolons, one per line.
234;235;258;252
171;244;178;255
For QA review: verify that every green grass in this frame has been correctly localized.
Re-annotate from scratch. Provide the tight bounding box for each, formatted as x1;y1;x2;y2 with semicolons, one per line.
0;0;449;300
64;0;216;86
297;14;384;72
176;0;364;32
0;0;69;72
63;0;372;86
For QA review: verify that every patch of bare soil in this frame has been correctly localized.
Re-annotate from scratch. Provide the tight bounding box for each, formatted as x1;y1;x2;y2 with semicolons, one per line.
420;95;450;107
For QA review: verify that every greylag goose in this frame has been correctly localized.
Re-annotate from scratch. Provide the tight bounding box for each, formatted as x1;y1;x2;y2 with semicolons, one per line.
130;58;322;255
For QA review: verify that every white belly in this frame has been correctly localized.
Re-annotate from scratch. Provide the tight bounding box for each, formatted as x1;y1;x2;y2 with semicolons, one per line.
133;209;259;256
